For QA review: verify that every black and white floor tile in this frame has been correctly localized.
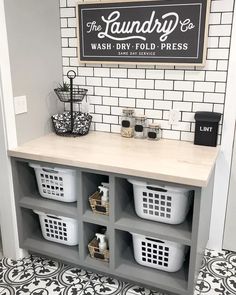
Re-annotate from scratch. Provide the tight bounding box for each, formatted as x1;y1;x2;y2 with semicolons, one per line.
0;249;235;295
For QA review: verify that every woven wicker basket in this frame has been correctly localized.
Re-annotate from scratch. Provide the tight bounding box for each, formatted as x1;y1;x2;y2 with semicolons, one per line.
89;191;109;216
88;238;109;262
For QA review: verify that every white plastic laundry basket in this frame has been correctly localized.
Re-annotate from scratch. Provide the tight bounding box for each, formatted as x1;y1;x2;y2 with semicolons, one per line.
29;163;77;202
34;210;79;246
128;179;191;224
130;232;186;272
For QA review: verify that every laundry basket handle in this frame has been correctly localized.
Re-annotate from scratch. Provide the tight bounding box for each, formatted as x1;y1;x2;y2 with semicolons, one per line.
146;185;167;192
146;237;164;243
42;168;58;174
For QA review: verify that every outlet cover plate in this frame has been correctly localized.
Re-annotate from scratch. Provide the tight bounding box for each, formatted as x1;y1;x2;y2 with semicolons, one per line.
169;109;180;125
14;96;27;115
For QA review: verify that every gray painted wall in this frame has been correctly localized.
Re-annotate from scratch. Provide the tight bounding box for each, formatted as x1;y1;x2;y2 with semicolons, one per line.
4;0;63;145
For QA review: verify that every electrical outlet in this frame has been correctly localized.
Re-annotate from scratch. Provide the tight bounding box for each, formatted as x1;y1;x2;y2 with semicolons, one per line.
169;109;180;125
14;96;27;115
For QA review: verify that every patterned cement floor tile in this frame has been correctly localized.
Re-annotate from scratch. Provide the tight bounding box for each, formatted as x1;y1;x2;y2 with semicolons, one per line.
0;249;236;295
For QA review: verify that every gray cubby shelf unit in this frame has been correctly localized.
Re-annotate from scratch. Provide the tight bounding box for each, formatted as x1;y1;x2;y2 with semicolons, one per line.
11;157;214;295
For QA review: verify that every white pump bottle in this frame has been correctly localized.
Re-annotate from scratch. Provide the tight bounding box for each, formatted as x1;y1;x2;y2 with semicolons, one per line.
95;233;107;252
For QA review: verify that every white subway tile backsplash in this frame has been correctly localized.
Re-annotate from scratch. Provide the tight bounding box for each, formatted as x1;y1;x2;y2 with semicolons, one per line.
146;90;163;100
185;71;205;81
136;99;154;109
204;60;217;71
111;124;121;133
164;91;183;101
89;95;102;105
61;38;68;47
95;105;110;114
137;79;154;89
145;109;162;119
219;37;231;48
111;106;123;116
209;25;231;37
217;60;228;71
119;98;136;107
207;37;219;48
128;69;145;79
111;68;127;78
183;92;203;102
103;78;118;88
173;102;192;111
103;96;118;106
182;112;195;122
95;123;110;132
86;77;102;86
222;12;233;24
215;83;226;93
211;0;234;12
68;38;77;47
181;132;194;142
103;115;119;124
193;103;213;112
176;122;191;132
146;70;164;79
62;47;77;57
78;67;93;76
162;130;180;140
67;18;77;27
155;80;173;90
154;100;172;110
208;13;221;24
128;89;145;98
194;82;215;92
207;48;229;59
119;79;136;88
204;93;225;103
111;87;127;97
60;18;67;27
60;8;75;18
174;81;194;91
94;68;110;77
60;0;233;141
165;70;184;80
206;71;227;82
95;87;110;96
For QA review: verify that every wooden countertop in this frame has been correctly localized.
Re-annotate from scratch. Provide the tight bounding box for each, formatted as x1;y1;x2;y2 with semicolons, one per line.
8;132;219;187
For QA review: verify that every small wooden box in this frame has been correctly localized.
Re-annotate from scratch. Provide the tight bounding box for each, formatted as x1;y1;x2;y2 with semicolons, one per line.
89;191;109;216
88;238;109;263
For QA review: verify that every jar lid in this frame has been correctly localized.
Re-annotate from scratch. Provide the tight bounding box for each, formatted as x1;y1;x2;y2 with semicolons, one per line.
134;115;146;120
122;108;135;115
149;123;160;128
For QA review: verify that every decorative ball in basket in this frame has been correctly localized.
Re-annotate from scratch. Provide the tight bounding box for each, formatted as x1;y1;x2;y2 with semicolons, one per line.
52;70;92;137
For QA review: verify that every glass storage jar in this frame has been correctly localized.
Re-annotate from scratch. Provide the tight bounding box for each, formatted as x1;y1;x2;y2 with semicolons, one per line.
121;108;135;138
134;115;147;139
147;123;162;140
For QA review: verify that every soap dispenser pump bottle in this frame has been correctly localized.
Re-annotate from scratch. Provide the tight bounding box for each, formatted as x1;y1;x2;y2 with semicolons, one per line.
98;186;109;205
95;233;107;252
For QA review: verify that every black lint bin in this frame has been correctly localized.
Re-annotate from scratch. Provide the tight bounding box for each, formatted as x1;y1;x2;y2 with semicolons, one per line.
194;112;221;147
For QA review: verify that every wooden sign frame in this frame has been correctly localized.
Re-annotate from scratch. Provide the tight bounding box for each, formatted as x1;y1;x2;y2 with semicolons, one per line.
77;0;211;66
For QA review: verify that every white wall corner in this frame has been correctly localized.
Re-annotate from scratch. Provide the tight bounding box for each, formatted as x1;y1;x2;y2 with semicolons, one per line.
207;2;236;251
0;0;24;259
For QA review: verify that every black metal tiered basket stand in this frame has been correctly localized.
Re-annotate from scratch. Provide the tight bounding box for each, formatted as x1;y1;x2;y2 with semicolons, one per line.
52;70;92;137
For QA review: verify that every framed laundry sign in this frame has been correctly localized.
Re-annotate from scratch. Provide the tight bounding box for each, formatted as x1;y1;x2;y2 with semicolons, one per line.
77;0;210;66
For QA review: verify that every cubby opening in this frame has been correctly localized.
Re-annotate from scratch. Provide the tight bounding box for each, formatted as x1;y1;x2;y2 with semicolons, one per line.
83;222;109;269
12;160;38;199
20;208;80;263
114;229;190;294
13;160;78;218
114;177;194;246
82;172;109;221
